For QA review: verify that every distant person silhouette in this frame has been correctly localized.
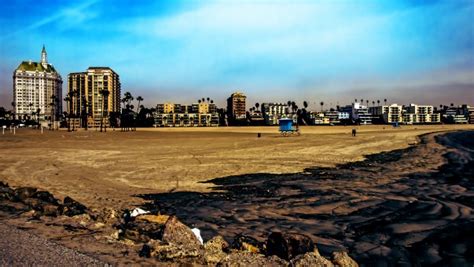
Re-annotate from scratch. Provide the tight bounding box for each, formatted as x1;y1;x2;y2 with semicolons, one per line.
352;128;357;137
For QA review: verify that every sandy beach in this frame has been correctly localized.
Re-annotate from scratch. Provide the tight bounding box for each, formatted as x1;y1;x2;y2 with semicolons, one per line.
1;124;473;265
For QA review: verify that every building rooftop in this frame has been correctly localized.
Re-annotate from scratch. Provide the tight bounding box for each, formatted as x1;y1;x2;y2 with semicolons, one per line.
16;61;58;73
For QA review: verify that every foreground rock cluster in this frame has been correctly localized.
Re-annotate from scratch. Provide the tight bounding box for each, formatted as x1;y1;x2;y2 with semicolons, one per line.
0;181;358;266
0;181;87;218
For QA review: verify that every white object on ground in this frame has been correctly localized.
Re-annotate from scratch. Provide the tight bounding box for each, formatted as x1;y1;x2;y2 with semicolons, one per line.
192;228;204;245
130;208;150;217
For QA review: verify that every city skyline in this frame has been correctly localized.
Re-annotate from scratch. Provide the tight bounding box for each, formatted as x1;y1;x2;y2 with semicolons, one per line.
1;0;473;109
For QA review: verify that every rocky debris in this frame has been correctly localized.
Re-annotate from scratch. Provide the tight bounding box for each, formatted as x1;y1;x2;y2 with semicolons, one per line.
204;235;229;264
291;250;334;267
332;251;359;267
0;183;88;218
266;232;315;260
231;233;265;253
0;182;14;200
62;196;87;216
218;252;288;266
14;187;38;201
144;240;202;261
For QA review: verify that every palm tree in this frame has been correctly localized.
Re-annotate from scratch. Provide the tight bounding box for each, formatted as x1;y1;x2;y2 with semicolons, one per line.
372;100;375;107
384;99;387;105
202;97;205;103
36;108;41;126
377;99;380;106
303;101;308;109
366;100;369;107
450;103;454;107
360;99;364;106
136;96;143;113
210;100;214;104
255;102;260;112
28;102;34;120
100;89;110;132
320;101;324;112
64;96;71;131
355;99;358;103
198;99;202;104
207;97;210;102
11;102;15;120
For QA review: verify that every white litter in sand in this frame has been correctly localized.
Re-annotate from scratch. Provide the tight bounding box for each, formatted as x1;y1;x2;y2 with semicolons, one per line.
191;228;204;245
130;208;150;217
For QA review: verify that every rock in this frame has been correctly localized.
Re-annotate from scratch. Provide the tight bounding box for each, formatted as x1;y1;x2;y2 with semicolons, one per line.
62;196;87;216
32;191;60;205
291;250;334;267
135;214;169;224
232;234;264;254
119;219;164;243
218;251;288;266
14;187;38;201
266;232;315;260
139;243;152;258
161;215;202;250
22;198;45;210
146;239;202;261
41;204;61;217
0;184;14;200
204;235;229;264
331;251;358;267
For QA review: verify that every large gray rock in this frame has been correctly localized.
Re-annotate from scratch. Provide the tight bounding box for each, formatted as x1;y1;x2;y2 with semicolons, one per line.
266;232;315;260
143;239;202;261
14;187;37;201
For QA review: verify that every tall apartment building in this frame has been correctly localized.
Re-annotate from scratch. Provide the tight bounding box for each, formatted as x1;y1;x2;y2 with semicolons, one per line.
261;103;288;125
227;92;246;120
67;67;121;127
13;46;63;120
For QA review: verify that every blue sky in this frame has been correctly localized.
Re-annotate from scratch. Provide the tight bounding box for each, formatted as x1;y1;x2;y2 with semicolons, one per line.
1;0;473;109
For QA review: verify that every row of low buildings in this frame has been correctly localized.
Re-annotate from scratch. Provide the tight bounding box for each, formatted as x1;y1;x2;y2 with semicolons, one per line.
12;46;121;128
153;102;219;127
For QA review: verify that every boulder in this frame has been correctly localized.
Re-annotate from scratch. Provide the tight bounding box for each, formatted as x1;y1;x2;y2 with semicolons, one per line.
218;251;288;266
232;234;264;254
332;251;358;267
14;187;37;201
41;204;61;217
22;198;45;211
266;232;315;260
32;191;60;205
144;239;202;261
0;183;13;200
120;220;164;243
136;214;169;224
291;251;334;267
62;196;87;216
204;235;229;264
161;215;202;250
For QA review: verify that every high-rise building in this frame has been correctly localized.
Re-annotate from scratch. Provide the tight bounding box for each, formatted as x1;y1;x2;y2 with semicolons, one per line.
13;46;63;120
67;67;120;127
227;92;246;120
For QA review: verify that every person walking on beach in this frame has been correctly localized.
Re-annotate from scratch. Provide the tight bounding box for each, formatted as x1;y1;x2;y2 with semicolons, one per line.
352;128;357;137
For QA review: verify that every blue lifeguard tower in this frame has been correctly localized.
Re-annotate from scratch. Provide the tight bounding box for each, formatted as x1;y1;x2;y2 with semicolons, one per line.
279;118;300;136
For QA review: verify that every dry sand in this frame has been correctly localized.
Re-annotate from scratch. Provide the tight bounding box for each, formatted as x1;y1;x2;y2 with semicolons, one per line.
1;124;474;265
1;125;472;211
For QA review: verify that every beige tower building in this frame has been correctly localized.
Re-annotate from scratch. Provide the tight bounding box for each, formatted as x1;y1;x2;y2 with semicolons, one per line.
13;46;63;121
67;67;120;127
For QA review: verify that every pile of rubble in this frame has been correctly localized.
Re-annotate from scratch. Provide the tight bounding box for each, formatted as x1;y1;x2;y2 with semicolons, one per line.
0;181;358;266
0;181;87;218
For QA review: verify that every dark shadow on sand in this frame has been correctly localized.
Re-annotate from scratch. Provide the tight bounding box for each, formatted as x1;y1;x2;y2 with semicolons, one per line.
135;131;474;266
